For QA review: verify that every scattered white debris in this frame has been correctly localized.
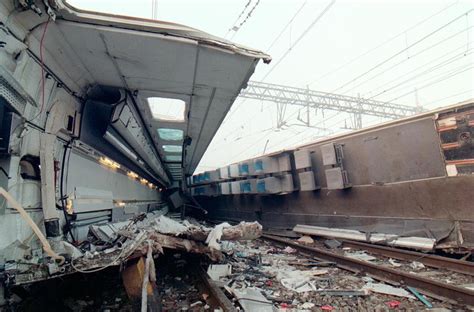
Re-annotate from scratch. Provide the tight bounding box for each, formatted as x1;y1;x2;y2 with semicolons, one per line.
283;246;297;254
297;236;314;244
154;215;188;235
281;276;315;293
205;222;231;250
300;302;315;309
344;251;377;262
207;264;232;281
232;288;273;312
363;282;415;299
276;268;328;293
190;301;203;307
61;241;83;259
388;258;402;267
410;261;426;270
461;283;474;291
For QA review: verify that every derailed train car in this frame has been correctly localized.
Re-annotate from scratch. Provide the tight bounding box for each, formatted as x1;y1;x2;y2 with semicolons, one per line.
191;100;474;251
0;0;269;301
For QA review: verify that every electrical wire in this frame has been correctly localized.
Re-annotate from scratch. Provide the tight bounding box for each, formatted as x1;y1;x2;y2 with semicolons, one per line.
60;140;76;243
423;89;474;107
225;55;474;162
362;41;473;98
225;0;253;38
232;45;473;160
221;1;306;123
222;11;472;145
28;19;51;123
303;0;460;87
367;48;473;100
217;0;336;141
71;231;148;273
333;9;473;93
282;63;473;146
386;64;474;102
261;0;336;81
343;26;474;95
70;244;129;273
265;1;307;51
229;0;261;40
213;3;472;164
374;61;472;102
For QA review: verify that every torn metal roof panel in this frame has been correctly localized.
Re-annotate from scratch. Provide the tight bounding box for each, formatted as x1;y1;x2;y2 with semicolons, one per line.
14;0;270;179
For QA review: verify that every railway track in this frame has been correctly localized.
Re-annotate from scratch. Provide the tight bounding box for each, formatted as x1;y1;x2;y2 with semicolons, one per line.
342;240;474;276
261;234;474;306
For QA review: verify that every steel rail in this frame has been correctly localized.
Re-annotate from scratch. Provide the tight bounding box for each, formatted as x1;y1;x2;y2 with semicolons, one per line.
342;240;474;276
261;234;474;306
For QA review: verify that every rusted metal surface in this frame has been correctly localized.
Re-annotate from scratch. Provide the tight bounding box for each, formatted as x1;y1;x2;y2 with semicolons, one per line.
121;257;153;299
446;159;474;165
197;269;237;312
261;234;474;306
437;106;474;173
342;240;474;276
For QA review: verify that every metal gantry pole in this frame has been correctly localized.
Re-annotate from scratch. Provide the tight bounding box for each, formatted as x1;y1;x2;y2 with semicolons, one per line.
240;81;422;128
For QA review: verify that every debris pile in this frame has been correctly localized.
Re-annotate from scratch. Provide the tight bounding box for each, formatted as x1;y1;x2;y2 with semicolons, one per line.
200;237;470;311
71;214;263;272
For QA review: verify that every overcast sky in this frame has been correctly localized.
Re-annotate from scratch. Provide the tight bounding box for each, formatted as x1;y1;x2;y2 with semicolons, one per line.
69;0;474;173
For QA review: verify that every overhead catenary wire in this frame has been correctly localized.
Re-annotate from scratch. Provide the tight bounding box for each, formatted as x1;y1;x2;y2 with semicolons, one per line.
221;2;466;144
286;63;474;145
362;40;474;98
367;48;473;100
375;61;474;102
332;9;474;94
303;0;460;87
344;26;474;95
250;63;474;155
225;0;253;38
292;66;474;145
209;3;474;167
228;0;262;40
224;52;473;164
265;1;308;51
261;0;336;81
423;89;474;107
216;127;275;165
219;0;337;141
222;1;310;124
235;0;261;30
386;64;474;102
